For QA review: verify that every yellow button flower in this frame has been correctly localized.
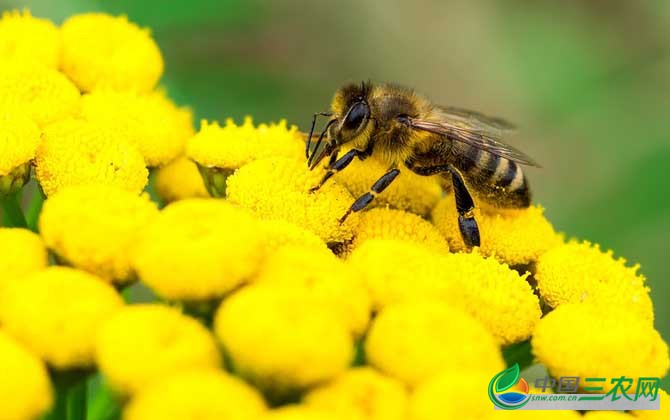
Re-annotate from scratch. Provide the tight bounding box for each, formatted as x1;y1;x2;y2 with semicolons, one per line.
257;406;340;420
0;64;79;127
253;245;371;336
39;185;158;284
132;199;265;301
0;113;40;183
534;240;654;321
334;148;442;217
95;304;221;395
153;156;208;203
0;330;53;420
365;301;505;387
214;285;353;398
35;118;148;197
532;303;669;393
305;367;408;420
80;90;194;167
259;219;329;254
60;13;163;92
0;267;123;369
432;197;561;265
123;369;266;420
0;228;47;291
227;157;359;243
0;9;60;68
350;207;449;255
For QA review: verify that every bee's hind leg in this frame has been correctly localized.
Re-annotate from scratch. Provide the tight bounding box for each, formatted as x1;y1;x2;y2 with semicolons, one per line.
338;168;400;223
449;167;480;248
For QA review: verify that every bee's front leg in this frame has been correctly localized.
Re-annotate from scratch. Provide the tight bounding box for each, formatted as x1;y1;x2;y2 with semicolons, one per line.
309;148;360;193
338;168;400;223
449;167;480;248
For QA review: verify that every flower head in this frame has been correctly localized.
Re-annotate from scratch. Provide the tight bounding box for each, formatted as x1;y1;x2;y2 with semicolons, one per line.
95;304;221;395
0;9;60;68
534;240;654;321
0;63;79;127
304;367;408;420
60;13;163;92
0;267;123;369
214;285;353;397
365;300;505;387
532;303;669;392
259;219;329;254
153;156;209;203
0;112;40;179
0;330;53;420
227;157;359;243
132;199;265;301
80;90;194;167
123;369;266;420
432;197;561;265
0;228;47;291
39;185;158;284
35;118;148;197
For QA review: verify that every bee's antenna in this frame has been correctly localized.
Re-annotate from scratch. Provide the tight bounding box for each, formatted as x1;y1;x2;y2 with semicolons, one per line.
308;118;337;168
306;112;333;160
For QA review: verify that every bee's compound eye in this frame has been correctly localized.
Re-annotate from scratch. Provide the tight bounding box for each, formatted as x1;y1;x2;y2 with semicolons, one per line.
342;102;369;131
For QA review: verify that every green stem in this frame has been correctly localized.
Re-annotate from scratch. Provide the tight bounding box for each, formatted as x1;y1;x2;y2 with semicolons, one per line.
68;379;87;420
43;372;89;420
25;186;45;232
0;192;27;228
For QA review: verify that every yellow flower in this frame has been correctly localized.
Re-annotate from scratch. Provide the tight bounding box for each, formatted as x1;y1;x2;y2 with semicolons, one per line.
305;367;408;420
0;330;53;420
0;113;40;177
409;370;495;420
132;199;265;301
432;197;561;265
631;389;668;419
0;267;123;369
0;228;47;292
259;219;329;254
80;90;194;167
96;304;221;395
365;300;505;387
123;369;266;420
214;285;353;397
227;157;359;243
257;406;340;420
0;63;79;127
39;185;158;284
253;245;371;336
534;240;654;321
532;303;669;392
153;156;208;203
186;117;303;170
349;207;449;255
582;413;636;420
334;148;442;217
0;9;60;68
60;13;163;92
35;118;148;197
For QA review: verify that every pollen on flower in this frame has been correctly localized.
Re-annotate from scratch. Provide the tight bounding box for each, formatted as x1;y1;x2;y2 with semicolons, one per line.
123;370;267;420
253;245;371;336
0;113;40;178
0;228;47;291
0;330;53;420
153;156;209;203
534;240;654;321
259;219;329;254
304;367;408;420
334;149;442;217
0;267;123;369
532;303;670;392
186;117;304;171
80;90;194;167
95;304;222;396
227;157;359;244
365;300;505;387
39;185;158;284
214;285;353;398
0;9;60;68
132;199;265;301
432;196;562;265
0;64;80;127
35;118;148;197
60;13;163;92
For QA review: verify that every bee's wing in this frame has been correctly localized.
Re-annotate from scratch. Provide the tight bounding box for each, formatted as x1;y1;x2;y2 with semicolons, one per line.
410;106;540;167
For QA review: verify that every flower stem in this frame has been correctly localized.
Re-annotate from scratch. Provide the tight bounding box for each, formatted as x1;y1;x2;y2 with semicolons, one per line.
44;371;89;420
0;191;27;228
25;185;45;232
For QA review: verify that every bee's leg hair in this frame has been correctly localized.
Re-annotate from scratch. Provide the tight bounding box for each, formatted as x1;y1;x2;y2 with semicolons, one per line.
338;168;400;223
449;167;480;247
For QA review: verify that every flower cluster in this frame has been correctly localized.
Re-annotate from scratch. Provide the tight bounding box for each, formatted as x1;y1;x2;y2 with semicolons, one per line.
0;9;667;420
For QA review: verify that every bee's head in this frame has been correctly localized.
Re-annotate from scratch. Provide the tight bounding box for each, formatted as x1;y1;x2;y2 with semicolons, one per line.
331;81;373;145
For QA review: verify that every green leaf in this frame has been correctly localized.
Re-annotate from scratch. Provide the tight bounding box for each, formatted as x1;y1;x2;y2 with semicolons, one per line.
503;339;534;371
495;364;520;393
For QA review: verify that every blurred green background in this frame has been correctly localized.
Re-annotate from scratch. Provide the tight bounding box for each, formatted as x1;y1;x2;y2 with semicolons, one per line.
2;0;668;349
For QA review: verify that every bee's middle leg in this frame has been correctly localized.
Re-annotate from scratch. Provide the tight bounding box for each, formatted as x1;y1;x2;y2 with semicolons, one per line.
338;168;400;223
449;167;480;248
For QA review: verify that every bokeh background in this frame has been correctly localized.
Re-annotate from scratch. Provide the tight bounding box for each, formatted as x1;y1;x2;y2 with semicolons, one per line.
3;0;668;352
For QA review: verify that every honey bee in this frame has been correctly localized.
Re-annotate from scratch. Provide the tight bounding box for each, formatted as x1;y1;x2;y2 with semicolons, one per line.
306;81;539;247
